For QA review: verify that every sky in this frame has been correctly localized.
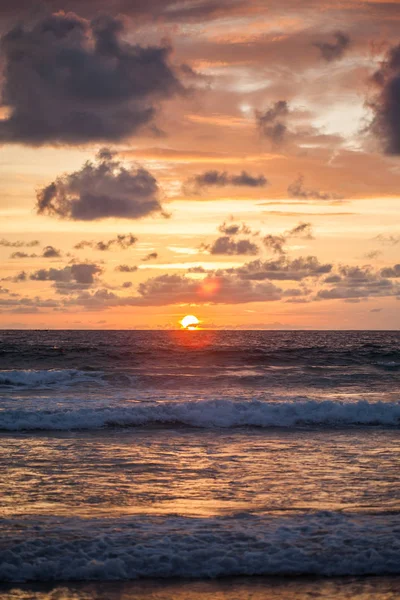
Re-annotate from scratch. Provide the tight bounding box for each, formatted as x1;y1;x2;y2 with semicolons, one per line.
0;0;400;330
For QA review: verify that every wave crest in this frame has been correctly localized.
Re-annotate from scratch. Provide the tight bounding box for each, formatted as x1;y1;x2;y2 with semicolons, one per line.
1;399;399;431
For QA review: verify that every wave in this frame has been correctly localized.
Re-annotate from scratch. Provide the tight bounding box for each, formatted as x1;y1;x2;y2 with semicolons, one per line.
1;399;399;431
1;511;399;581
0;369;104;388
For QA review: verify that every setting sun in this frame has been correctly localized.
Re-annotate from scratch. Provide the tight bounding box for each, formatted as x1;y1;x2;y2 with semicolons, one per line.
180;315;200;330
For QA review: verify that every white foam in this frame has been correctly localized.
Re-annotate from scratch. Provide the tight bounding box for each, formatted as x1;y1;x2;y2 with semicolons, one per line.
0;512;399;582
0;369;103;388
0;399;399;430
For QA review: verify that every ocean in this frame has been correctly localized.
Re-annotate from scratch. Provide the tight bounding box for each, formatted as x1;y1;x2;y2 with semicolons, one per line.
0;329;399;599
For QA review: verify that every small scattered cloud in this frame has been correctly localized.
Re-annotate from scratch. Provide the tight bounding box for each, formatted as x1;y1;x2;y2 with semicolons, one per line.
204;237;259;256
0;239;39;248
314;31;350;62
75;234;137;251
185;170;268;194
231;255;332;281
30;263;102;294
288;175;343;201
9;245;61;259
142;252;159;262
218;221;253;236
263;222;314;255
380;264;400;278
375;234;400;245
42;246;62;258
256;100;289;145
115;264;138;273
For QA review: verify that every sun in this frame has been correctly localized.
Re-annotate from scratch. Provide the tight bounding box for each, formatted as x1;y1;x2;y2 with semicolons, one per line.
180;315;200;330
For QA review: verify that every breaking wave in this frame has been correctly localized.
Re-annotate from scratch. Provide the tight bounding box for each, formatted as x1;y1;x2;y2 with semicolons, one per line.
0;369;104;388
1;512;399;582
1;399;399;431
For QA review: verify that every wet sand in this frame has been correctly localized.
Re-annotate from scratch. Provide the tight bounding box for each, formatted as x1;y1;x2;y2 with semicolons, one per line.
1;577;400;600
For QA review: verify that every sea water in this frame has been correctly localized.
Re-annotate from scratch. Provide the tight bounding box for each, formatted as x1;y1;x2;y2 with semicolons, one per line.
0;330;399;599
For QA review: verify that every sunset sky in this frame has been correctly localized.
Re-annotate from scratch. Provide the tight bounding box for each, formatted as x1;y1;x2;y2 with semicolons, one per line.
0;0;400;329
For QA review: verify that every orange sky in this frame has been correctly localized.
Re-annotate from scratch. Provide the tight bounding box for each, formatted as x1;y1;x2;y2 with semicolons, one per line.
0;0;399;329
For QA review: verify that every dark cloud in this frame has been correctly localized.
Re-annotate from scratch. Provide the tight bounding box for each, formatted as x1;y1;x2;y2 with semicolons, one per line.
9;251;37;259
288;222;314;239
380;264;400;278
9;245;61;259
142;252;158;261
288;175;343;201
314;31;350;62
75;234;137;251
205;236;259;256
42;245;62;258
316;264;400;300
36;150;164;221
187;170;268;192
218;221;252;236
0;13;182;145
115;264;138;273
263;222;314;255
122;281;133;288
187;266;208;273
263;235;287;255
0;239;39;248
256;101;289;145
30;263;102;294
368;44;400;154
232;256;332;281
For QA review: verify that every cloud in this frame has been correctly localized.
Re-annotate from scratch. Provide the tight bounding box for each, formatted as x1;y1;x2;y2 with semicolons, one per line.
314;31;350;62
232;255;332;281
368;44;400;154
263;222;314;255
380;264;400;278
9;245;61;259
288;222;314;239
115;264;138;273
9;252;37;259
256;101;290;145
218;221;252;236
132;273;282;306
0;13;182;145
42;246;62;258
142;252;158;261
316;264;400;300
0;239;39;248
186;170;268;193
204;236;259;256
75;234;137;251
288;175;343;201
263;235;287;255
36;150;164;221
375;234;400;245
30;262;102;294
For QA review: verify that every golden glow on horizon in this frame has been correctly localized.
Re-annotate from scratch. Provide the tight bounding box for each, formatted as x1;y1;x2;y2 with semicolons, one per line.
180;315;201;330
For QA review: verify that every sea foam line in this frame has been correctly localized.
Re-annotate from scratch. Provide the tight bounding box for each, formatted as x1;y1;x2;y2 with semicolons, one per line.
0;399;399;430
1;511;399;581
